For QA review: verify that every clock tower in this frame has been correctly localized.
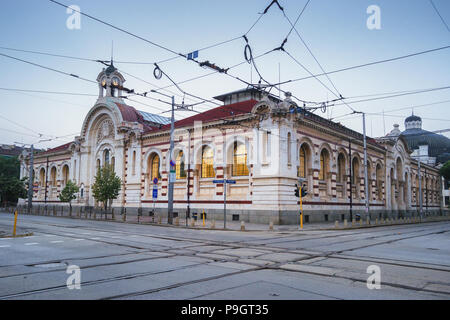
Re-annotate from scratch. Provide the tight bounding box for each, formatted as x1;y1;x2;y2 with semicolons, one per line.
96;60;126;98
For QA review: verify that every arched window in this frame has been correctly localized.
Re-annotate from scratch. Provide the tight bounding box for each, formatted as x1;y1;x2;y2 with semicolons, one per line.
319;149;329;181
201;146;214;178
376;164;383;200
39;168;45;187
287;132;291;165
337;153;346;183
111;156;115;172
149;154;160;180
50;167;57;187
352;158;360;185
104;149;110;166
298;144;308;178
176;151;186;179
232;142;249;176
96;159;100;173
132;151;136;175
62;165;69;187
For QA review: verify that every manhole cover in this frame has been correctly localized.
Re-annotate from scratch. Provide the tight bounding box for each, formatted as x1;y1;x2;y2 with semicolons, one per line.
31;262;67;268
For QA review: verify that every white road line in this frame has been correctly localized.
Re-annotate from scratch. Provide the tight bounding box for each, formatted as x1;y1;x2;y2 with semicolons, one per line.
24;243;39;246
82;233;91;235
74;239;85;241
90;237;101;240
44;234;56;237
0;245;11;248
50;240;64;243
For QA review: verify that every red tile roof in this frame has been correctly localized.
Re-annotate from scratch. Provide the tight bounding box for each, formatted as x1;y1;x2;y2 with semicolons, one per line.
115;102;144;123
37;142;72;156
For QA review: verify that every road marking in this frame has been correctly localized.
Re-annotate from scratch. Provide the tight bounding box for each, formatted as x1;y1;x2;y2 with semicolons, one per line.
24;243;39;246
90;237;101;240
50;240;64;243
0;245;11;248
44;234;56;237
82;233;91;235
74;239;85;241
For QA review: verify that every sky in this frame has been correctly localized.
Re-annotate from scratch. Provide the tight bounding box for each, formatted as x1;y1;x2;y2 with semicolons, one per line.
0;0;449;149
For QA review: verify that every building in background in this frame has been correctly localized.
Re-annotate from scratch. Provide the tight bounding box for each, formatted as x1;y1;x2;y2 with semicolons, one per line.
19;65;444;224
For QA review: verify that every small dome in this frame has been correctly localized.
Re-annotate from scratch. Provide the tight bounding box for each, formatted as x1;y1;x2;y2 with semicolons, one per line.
405;114;421;123
105;62;117;76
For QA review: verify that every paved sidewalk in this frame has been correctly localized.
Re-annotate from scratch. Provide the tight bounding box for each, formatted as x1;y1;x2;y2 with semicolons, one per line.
10;207;450;232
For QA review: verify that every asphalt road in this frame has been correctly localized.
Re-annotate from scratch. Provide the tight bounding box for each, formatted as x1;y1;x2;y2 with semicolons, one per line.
0;212;449;300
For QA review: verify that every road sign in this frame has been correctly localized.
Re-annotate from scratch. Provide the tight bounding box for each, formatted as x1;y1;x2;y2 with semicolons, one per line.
170;160;175;167
212;180;224;184
226;180;236;184
153;178;158;185
152;188;158;199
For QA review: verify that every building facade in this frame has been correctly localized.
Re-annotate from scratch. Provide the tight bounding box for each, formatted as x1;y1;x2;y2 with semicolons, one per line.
19;66;444;224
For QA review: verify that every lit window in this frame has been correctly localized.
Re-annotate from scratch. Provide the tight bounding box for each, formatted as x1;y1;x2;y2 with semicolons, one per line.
232;142;249;176
176;151;186;179
201;146;214;178
298;145;307;178
319;150;329;181
151;154;160;180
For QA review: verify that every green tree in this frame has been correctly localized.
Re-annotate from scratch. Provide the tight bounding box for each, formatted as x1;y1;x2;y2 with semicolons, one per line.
0;157;27;205
91;164;121;211
58;180;79;211
439;161;450;181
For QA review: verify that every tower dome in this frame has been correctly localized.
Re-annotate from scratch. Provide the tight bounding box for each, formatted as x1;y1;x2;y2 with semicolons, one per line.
96;61;125;98
404;112;422;130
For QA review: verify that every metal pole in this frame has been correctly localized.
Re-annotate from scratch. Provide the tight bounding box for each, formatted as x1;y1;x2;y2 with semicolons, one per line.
349;139;353;221
167;96;175;225
418;159;422;218
186;129;191;226
362;113;370;219
27;144;34;213
223;180;227;229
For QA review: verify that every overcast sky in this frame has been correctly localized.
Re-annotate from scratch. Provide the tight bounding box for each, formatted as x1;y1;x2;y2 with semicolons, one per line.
1;0;449;149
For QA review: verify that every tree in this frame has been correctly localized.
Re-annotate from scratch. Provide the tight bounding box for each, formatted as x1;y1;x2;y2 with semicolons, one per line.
58;180;79;211
0;157;27;206
439;161;450;181
91;164;121;211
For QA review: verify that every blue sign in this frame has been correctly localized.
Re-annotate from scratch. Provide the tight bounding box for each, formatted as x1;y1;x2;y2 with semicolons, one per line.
152;188;158;199
212;180;224;184
212;179;236;184
226;180;236;184
170;160;175;167
187;51;199;60
153;178;158;185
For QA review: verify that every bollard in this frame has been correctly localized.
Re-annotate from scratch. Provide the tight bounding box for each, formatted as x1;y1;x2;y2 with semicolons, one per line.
158;215;162;224
240;221;245;231
269;220;274;231
359;219;363;227
210;219;216;229
13;210;18;237
175;217;179;226
344;219;348;227
190;218;195;227
366;217;370;225
335;220;339;229
375;218;378;225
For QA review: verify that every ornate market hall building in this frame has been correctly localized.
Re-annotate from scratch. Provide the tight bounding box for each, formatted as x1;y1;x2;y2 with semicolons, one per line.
19;65;444;224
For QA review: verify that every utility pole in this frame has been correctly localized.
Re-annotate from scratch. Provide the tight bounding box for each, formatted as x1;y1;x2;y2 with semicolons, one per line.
27;144;34;213
349;138;353;221
167;96;175;225
186;129;191;227
362;112;370;218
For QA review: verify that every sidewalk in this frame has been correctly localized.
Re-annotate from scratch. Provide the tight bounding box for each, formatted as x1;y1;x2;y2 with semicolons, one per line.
4;208;450;233
0;215;33;238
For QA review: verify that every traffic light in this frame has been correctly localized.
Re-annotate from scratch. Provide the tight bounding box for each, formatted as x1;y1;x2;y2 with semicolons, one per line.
301;187;308;198
294;184;299;198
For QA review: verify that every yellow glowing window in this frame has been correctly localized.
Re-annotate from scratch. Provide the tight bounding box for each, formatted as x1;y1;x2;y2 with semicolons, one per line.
151;154;160;180
201;146;214;178
319;150;328;181
232;142;249;176
176;151;186;179
298;145;306;178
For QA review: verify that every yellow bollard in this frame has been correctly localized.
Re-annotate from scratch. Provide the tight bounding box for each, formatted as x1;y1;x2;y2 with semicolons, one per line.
269;220;274;231
375;218;378;225
344;219;348;227
240;221;245;231
13;210;18;237
202;210;205;227
175;217;179;226
210;219;216;229
335;220;339;229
